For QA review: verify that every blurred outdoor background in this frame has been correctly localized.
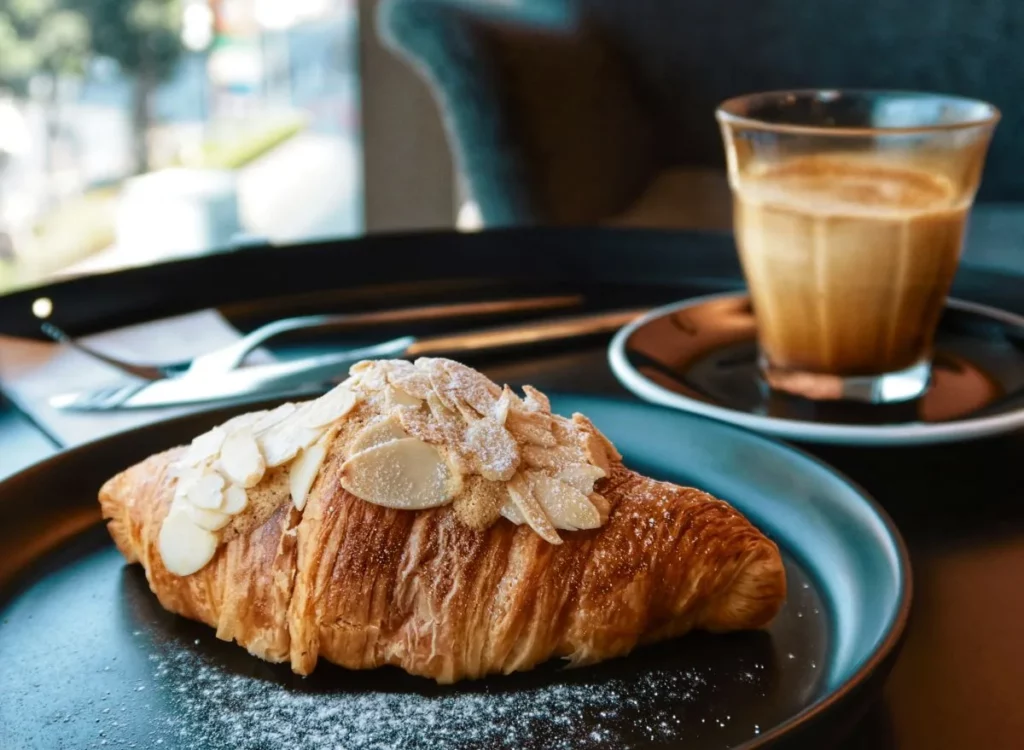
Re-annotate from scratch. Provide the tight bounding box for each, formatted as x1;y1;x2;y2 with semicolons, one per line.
0;0;362;291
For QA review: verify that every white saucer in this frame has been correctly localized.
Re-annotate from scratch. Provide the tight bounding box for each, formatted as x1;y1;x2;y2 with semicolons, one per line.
609;292;1024;445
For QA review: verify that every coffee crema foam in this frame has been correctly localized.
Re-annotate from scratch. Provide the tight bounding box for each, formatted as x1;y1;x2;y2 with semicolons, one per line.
734;154;967;376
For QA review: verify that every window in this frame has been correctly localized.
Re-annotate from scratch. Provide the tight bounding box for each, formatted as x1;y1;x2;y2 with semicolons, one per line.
0;0;362;291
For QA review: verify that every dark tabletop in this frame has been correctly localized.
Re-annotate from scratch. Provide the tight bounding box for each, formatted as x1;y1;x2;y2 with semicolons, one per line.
1;227;1022;749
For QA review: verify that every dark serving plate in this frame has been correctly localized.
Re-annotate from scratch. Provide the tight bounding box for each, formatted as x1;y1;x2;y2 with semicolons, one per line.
0;393;910;750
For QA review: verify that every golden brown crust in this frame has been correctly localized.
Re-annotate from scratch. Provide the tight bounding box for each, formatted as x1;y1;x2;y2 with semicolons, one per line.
99;447;786;683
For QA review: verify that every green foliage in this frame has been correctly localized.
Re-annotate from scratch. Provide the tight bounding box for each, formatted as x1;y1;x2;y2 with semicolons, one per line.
0;0;90;93
73;0;183;81
0;0;184;92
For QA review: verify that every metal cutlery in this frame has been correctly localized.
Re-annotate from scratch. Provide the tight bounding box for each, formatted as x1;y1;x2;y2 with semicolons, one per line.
49;308;645;411
40;295;583;381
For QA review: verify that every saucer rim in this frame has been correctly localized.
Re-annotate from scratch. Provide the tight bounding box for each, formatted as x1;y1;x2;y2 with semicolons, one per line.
608;291;1024;445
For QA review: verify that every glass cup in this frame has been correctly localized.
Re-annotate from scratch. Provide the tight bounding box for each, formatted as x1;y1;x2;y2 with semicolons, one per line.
716;90;999;403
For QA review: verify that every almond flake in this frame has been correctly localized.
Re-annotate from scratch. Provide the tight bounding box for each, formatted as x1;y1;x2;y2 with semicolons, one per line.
506;412;558;447
425;393;463;443
159;509;218;576
173;466;204;501
349;416;408;455
221;411;267;433
464;417;519;482
185;472;225;510
580;430;612;474
556;463;606;495
183;502;231;531
522;385;551;413
493;386;514;426
420;359;458;410
222;485;249;515
522;444;580;470
528;471;601;531
258;423;325;467
340;437;458;510
385;384;422;410
499;499;527;525
384;362;434;400
349;361;387;391
305;386;358;428
219;430;265;488
290;439;328;511
182;427;226;466
505;473;561;544
252;403;298;434
573;414;622;463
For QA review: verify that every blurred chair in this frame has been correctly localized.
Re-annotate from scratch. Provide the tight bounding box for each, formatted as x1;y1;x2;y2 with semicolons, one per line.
378;0;1024;234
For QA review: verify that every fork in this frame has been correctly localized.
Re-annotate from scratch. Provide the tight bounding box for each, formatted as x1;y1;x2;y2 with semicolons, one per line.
40;296;583;382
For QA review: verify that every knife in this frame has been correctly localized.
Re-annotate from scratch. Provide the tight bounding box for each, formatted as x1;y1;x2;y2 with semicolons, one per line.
49;309;645;411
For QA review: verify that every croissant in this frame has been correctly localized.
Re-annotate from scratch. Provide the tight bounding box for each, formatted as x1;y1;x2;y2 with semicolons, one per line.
99;358;785;683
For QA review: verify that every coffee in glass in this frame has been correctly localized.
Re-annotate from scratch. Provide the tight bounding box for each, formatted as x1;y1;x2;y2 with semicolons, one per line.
717;90;999;403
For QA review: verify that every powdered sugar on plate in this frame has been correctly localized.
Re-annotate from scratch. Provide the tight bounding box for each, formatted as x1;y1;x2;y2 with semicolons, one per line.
148;645;718;750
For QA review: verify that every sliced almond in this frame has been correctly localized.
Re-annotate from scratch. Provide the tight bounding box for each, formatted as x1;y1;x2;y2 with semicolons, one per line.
290;438;328;511
505;473;561;544
420;358;457;410
385;384;422;410
219;430;265;488
173;465;204;501
159;509;218;576
258;423;326;467
506;411;558;447
522;385;551;414
522;444;581;470
425;393;463;443
350;361;386;391
464;417;519;482
556;462;606;495
340;437;458;510
183;502;231;531
222;484;249;515
452;396;482;424
439;360;501;416
384;362;434;401
349;416;408;455
181;427;226;466
252;402;298;434
220;410;267;433
528;472;601;531
500;499;527;525
305;386;358;428
580;431;612;475
185;472;225;510
493;386;514;426
573;414;622;463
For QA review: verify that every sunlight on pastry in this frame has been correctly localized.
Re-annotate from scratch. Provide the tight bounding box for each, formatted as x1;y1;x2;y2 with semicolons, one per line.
98;357;786;682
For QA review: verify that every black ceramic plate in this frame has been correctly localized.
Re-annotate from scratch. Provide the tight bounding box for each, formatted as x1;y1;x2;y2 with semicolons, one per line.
611;292;1024;445
0;395;910;750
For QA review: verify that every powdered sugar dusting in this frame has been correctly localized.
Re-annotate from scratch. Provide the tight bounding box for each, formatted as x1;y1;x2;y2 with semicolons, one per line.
147;646;718;750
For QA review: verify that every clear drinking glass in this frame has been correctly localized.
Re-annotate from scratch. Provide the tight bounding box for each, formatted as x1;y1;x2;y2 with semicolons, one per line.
717;90;999;403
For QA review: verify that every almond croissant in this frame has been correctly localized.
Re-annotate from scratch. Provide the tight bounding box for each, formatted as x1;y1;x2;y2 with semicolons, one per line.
99;359;785;683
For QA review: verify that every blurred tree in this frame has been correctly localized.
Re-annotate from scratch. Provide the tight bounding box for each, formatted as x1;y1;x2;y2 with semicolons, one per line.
0;0;90;93
74;0;183;173
0;0;89;209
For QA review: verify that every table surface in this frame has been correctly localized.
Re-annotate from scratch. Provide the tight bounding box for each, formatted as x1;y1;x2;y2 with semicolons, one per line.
1;228;1023;750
